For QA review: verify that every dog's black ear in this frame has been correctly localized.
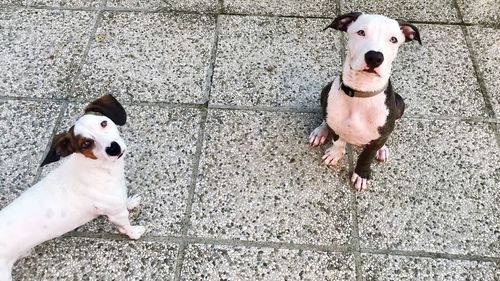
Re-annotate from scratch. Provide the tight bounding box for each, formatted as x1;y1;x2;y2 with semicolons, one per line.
324;12;363;32
398;20;422;45
84;94;127;126
41;130;76;167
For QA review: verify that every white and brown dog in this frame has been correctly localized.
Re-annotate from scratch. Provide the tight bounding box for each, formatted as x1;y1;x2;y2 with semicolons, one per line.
0;95;145;281
310;13;421;191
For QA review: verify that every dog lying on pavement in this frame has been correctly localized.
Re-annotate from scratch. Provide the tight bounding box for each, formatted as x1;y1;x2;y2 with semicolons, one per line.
310;12;421;191
0;95;145;281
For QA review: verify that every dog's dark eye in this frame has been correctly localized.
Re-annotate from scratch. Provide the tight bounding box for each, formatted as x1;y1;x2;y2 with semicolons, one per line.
101;120;107;128
390;37;398;43
81;140;94;149
357;30;365;36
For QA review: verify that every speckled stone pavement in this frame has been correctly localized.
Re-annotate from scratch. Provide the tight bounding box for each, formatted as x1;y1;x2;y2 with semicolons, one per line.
0;0;499;280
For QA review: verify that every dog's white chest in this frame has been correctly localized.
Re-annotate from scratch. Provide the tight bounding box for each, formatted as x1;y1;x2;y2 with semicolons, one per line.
326;83;389;146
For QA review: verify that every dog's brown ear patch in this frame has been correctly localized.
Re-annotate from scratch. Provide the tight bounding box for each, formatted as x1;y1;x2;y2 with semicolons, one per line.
324;12;363;32
398;20;422;45
41;128;76;167
84;94;127;126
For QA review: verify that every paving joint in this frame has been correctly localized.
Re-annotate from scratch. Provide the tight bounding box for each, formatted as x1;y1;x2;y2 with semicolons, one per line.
459;26;500;147
361;247;500;263
453;0;500;147
1;95;498;124
1;5;498;29
172;11;221;279
31;101;69;185
172;241;187;281
65;5;105;100
67;231;500;263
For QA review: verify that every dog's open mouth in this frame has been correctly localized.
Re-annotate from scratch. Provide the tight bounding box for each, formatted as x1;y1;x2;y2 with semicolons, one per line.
363;68;379;75
117;151;125;159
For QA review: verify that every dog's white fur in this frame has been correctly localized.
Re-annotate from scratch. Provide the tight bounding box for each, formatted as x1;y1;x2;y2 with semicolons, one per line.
0;111;145;281
342;14;407;92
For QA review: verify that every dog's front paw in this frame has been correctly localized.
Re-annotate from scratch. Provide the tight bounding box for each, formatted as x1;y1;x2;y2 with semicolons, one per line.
351;173;368;192
127;226;147;240
322;146;344;165
127;194;142;210
309;123;329;146
376;145;390;163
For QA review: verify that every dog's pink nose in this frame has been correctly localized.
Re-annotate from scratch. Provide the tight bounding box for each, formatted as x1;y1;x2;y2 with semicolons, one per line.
105;141;122;157
365;51;384;68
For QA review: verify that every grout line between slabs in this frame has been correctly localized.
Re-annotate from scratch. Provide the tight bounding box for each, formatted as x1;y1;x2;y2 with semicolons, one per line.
70;231;349;253
360;247;500;263
173;13;221;281
31;101;69;185
68;231;500;263
1;95;498;124
172;107;208;281
218;0;224;13
173;241;187;281
66;3;105;99
1;5;499;29
459;31;500;147
453;0;500;147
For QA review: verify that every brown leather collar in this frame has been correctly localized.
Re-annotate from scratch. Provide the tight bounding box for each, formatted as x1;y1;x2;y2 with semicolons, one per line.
340;76;388;98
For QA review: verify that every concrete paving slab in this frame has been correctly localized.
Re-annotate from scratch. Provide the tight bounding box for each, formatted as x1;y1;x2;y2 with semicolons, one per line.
107;0;218;12
1;2;499;279
72;12;216;103
342;0;460;22
356;118;499;256
457;0;499;25
210;15;342;109
0;9;97;99
361;254;499;281
0;100;61;208
466;26;500;117
223;0;337;17
40;102;203;236
181;244;356;280
13;237;178;280
0;0;101;8
391;24;487;118
189;109;352;245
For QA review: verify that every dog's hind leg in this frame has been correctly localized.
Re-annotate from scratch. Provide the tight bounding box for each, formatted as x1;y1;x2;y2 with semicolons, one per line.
127;194;142;211
394;93;405;119
310;80;335;147
375;145;390;163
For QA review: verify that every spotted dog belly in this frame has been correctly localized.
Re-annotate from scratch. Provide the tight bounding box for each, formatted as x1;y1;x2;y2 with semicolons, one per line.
326;85;389;147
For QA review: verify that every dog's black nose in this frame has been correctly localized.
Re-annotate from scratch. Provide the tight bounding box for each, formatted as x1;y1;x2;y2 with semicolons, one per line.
365;51;384;68
106;141;122;156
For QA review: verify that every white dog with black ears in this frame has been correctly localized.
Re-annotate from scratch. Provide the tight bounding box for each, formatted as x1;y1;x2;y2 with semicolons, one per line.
310;13;421;191
0;95;146;281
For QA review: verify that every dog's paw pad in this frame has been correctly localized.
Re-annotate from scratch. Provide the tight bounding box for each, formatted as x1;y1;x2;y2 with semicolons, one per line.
376;145;390;163
127;194;142;210
309;124;329;147
351;173;368;191
322;146;344;166
127;226;147;240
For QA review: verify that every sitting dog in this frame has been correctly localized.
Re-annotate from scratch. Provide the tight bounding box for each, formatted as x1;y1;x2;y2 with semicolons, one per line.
0;95;146;281
309;13;421;191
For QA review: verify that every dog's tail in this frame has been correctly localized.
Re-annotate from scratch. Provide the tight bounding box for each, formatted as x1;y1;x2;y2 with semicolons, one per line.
394;93;405;119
